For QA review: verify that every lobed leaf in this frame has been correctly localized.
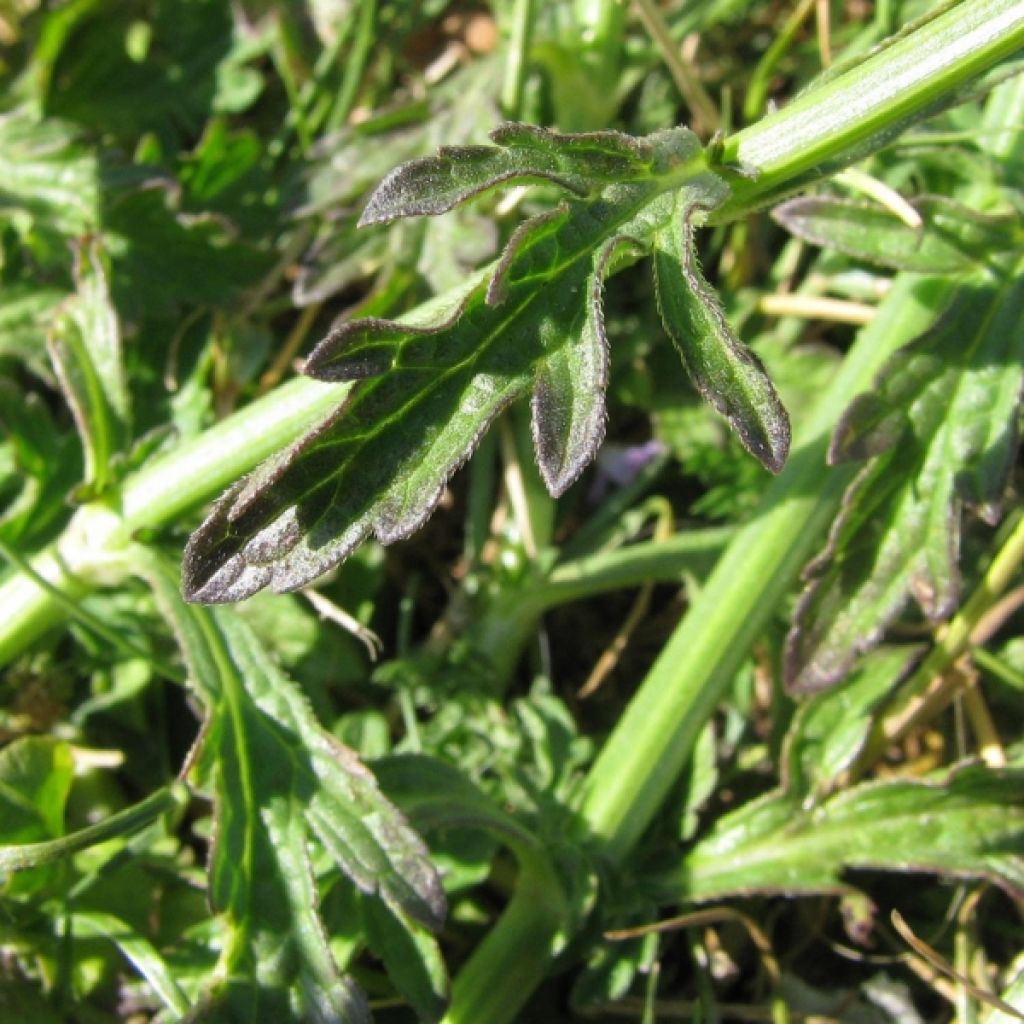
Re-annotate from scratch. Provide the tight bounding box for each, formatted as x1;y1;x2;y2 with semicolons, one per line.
359;121;661;226
653;187;791;472
657;762;1024;902
773;194;1021;273
183;125;786;603
145;555;444;1021
785;265;1024;692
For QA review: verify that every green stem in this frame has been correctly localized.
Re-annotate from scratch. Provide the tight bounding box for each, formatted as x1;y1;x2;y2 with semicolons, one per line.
0;377;346;662
716;0;1024;218
445;273;950;1024
442;849;566;1024
578;273;949;858
467;527;732;684
0;784;186;872
741;0;818;123
501;0;535;118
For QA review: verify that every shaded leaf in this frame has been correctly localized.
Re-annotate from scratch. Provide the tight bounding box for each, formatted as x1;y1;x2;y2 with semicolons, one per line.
0;736;74;896
773;194;1021;273
362;898;449;1024
143;555;444;1022
786;267;1024;693
654;187;791;472
782;646;921;797
656;762;1024;902
46;244;128;496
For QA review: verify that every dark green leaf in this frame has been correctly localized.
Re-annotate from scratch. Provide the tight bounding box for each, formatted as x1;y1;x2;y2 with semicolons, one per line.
656;762;1024;902
786;267;1024;692
654;187;791;472
184;126;761;602
773;194;1021;273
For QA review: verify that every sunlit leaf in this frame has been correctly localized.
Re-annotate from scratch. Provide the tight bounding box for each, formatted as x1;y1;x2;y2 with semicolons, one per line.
183;124;785;602
656;762;1024;902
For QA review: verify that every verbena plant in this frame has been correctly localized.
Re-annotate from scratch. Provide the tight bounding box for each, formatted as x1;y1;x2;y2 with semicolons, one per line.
1;1;1023;1021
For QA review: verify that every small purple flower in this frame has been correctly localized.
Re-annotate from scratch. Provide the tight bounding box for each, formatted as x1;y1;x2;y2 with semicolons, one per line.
588;439;666;502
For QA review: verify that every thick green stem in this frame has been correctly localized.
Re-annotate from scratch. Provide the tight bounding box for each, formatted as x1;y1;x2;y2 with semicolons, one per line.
576;274;948;858
0;377;346;661
716;0;1024;218
445;272;951;1024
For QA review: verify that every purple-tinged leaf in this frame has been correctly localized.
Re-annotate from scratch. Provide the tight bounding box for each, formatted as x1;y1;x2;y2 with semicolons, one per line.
531;235;640;496
359;121;664;227
786;267;1024;693
654;187;791;473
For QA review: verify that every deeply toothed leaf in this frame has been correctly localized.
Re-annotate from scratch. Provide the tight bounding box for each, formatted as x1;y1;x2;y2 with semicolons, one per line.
785;265;1024;693
654;188;791;473
184;125;782;603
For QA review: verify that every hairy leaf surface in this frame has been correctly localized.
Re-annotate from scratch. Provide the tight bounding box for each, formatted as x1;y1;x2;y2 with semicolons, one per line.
145;556;444;1021
184;124;790;602
657;762;1024;902
786;266;1024;692
359;122;658;226
654;187;791;472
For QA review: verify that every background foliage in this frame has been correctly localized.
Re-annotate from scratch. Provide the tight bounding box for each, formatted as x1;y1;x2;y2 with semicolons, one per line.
0;1;1022;1022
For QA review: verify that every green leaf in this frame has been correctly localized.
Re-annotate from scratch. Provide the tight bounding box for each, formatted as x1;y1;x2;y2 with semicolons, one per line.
0;736;74;896
184;125;781;602
0;110;100;239
70;910;191;1018
362;897;449;1024
143;554;445;1021
358;122;658;226
781;647;920;798
786;265;1024;692
773;194;1021;273
0;381;81;548
46;245;128;497
657;762;1024;902
0;284;67;379
102;180;274;319
653;187;791;472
